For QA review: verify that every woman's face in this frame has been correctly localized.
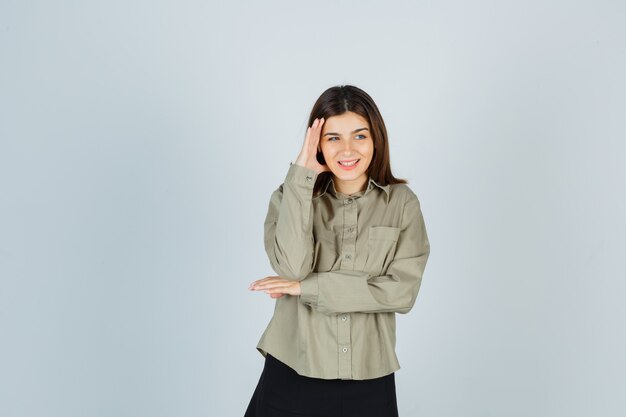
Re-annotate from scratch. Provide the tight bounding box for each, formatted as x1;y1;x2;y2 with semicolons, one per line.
318;111;374;190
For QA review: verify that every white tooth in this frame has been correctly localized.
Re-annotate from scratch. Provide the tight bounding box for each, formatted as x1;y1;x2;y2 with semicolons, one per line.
340;160;358;166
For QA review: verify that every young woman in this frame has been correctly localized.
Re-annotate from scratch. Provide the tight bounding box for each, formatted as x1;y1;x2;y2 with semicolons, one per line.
245;85;430;417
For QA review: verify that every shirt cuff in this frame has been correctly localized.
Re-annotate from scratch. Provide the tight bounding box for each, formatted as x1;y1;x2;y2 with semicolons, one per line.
299;272;320;306
287;162;319;189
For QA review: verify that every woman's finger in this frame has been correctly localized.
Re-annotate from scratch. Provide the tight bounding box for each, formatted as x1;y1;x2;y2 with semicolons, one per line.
304;119;318;147
294;117;329;174
266;283;300;296
250;277;285;287
310;118;324;153
265;286;295;295
249;279;300;297
312;119;330;173
249;276;281;288
305;118;323;151
253;281;292;291
250;282;288;291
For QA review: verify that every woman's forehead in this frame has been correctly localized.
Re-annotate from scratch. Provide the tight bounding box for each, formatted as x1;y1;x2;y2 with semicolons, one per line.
323;112;370;132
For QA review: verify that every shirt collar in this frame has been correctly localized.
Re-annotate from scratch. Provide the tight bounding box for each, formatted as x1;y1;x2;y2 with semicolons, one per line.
314;175;391;204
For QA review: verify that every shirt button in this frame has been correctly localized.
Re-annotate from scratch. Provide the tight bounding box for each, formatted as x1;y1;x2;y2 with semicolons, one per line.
347;199;353;204
345;254;351;259
305;175;312;182
342;347;348;353
348;227;354;233
341;315;347;321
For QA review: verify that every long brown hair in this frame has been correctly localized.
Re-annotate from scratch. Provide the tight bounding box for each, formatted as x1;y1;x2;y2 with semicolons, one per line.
307;85;408;196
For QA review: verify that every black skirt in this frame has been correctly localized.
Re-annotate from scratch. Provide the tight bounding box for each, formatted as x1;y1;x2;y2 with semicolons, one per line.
244;353;399;417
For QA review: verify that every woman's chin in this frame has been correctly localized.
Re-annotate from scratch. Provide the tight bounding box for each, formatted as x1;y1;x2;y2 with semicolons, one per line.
331;171;364;182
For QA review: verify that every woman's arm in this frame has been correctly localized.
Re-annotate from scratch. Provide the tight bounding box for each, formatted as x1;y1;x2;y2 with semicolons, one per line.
263;162;319;281
261;117;329;282
299;193;430;314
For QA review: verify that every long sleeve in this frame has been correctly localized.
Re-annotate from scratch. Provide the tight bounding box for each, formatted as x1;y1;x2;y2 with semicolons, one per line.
299;193;430;314
263;162;318;281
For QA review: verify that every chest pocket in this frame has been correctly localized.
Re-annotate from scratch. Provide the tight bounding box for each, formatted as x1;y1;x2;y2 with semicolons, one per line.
364;226;401;277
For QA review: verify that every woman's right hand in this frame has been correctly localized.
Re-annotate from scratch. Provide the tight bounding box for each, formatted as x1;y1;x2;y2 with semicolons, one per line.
294;118;331;174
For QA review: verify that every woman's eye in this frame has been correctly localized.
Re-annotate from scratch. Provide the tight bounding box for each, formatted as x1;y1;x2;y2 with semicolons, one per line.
355;135;366;139
328;137;339;141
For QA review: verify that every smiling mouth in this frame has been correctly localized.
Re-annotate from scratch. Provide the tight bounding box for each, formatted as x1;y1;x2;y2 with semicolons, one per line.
338;159;360;167
337;159;360;170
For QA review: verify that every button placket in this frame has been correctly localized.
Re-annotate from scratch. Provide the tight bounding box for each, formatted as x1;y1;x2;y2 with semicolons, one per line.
340;197;358;270
338;197;357;378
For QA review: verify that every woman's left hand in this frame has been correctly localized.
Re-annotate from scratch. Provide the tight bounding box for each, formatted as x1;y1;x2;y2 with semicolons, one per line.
249;276;301;299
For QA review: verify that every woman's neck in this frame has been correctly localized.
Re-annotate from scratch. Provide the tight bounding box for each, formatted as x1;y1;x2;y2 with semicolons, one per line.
333;175;368;196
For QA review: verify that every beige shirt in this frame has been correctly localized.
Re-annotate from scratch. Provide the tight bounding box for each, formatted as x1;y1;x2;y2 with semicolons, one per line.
256;162;430;380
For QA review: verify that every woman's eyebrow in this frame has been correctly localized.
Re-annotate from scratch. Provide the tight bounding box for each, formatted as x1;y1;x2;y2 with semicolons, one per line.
323;127;369;137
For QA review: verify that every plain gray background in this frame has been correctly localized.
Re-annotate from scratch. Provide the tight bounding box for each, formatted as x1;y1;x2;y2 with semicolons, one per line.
1;1;625;416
